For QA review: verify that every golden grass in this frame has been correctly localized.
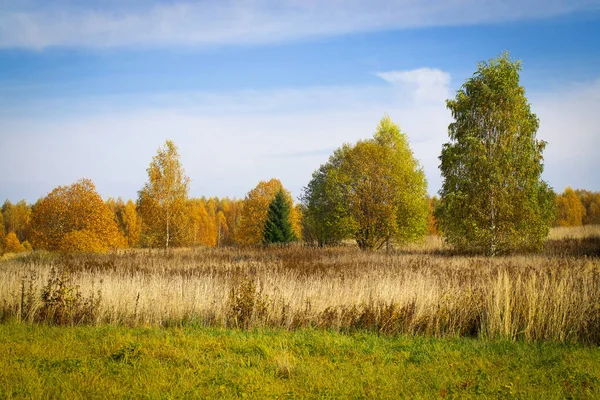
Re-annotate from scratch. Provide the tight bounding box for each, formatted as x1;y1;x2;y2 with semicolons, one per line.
1;226;599;343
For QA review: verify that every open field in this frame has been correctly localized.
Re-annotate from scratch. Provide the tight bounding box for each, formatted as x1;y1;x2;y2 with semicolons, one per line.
1;226;599;343
1;323;600;399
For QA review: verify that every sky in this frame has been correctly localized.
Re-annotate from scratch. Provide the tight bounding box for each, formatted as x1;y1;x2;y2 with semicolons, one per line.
1;0;599;203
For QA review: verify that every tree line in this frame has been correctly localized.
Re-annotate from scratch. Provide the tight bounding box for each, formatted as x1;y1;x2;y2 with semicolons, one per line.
1;52;598;256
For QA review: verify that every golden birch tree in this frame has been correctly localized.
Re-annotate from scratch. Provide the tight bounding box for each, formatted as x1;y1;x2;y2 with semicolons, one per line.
137;140;190;249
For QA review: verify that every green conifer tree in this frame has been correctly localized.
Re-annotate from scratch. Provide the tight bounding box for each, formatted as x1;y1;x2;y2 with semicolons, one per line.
263;190;296;244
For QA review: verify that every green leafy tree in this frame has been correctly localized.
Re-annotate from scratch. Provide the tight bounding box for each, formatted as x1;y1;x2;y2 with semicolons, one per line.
437;52;555;255
137;140;190;249
300;150;353;247
302;116;428;250
263;190;296;244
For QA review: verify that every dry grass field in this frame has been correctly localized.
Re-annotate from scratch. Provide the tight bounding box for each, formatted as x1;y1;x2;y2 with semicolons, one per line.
1;226;599;343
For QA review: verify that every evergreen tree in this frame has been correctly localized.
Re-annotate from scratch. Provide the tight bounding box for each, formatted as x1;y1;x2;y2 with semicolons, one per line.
263;190;296;244
437;52;555;255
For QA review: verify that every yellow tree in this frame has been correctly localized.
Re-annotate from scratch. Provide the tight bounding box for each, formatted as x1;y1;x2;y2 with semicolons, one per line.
3;232;25;253
2;200;32;242
137;140;190;249
221;198;244;245
185;199;217;247
576;190;600;225
237;179;301;245
216;210;229;247
119;200;141;247
0;211;5;254
555;187;586;227
29;178;125;252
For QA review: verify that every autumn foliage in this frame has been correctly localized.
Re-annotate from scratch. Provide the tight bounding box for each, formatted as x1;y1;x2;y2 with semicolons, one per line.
555;187;586;227
5;132;600;254
2;200;31;242
237;179;301;245
137;140;190;249
3;231;25;253
29;179;125;253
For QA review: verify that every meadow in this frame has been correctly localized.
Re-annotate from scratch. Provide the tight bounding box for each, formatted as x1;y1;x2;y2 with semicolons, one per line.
1;226;599;343
1;226;600;398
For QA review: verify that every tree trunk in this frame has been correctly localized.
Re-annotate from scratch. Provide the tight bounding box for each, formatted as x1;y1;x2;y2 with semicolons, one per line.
166;208;170;251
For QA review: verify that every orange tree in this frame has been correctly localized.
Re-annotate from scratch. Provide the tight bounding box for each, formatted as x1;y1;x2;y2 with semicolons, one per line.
0;212;5;254
3;232;25;253
29;178;125;253
555;187;586;227
237;179;301;245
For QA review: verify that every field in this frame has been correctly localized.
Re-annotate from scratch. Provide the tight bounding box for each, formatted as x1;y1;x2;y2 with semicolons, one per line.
2;324;600;399
1;226;600;398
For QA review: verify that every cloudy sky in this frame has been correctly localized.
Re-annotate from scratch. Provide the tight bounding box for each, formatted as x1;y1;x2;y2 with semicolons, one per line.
1;0;599;203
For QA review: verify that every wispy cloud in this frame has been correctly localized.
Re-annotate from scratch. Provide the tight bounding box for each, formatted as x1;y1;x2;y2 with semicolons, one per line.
377;68;451;104
0;0;597;49
1;68;598;203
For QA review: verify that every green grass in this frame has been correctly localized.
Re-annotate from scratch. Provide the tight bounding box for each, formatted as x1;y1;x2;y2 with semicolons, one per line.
1;324;599;399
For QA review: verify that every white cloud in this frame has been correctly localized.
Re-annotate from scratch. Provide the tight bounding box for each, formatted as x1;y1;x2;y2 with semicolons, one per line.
377;68;451;104
1;69;598;203
532;78;600;192
0;0;597;48
0;68;452;202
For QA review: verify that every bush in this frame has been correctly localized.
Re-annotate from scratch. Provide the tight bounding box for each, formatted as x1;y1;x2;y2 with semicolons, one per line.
38;267;101;325
3;232;25;253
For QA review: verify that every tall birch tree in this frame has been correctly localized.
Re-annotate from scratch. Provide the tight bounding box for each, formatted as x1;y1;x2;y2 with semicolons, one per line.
437;52;555;255
137;140;190;249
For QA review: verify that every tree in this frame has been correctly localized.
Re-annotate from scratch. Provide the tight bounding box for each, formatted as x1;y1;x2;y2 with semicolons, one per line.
437;52;555;255
263;190;296;244
302;116;428;249
301;149;354;247
237;179;301;245
2;199;32;242
119;200;142;247
137;140;190;249
576;189;600;225
29;178;125;253
221;198;244;245
216;210;229;247
555;187;586;227
427;196;440;235
3;232;25;253
185;198;217;247
0;212;5;255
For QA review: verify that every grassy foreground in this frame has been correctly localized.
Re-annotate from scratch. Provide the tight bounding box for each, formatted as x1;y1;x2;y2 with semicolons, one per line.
1;324;599;399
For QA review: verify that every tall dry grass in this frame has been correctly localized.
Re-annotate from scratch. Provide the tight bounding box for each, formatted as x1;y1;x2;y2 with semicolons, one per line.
1;227;599;343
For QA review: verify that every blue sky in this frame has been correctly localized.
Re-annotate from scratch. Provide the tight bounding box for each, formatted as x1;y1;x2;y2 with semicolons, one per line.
1;0;599;203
